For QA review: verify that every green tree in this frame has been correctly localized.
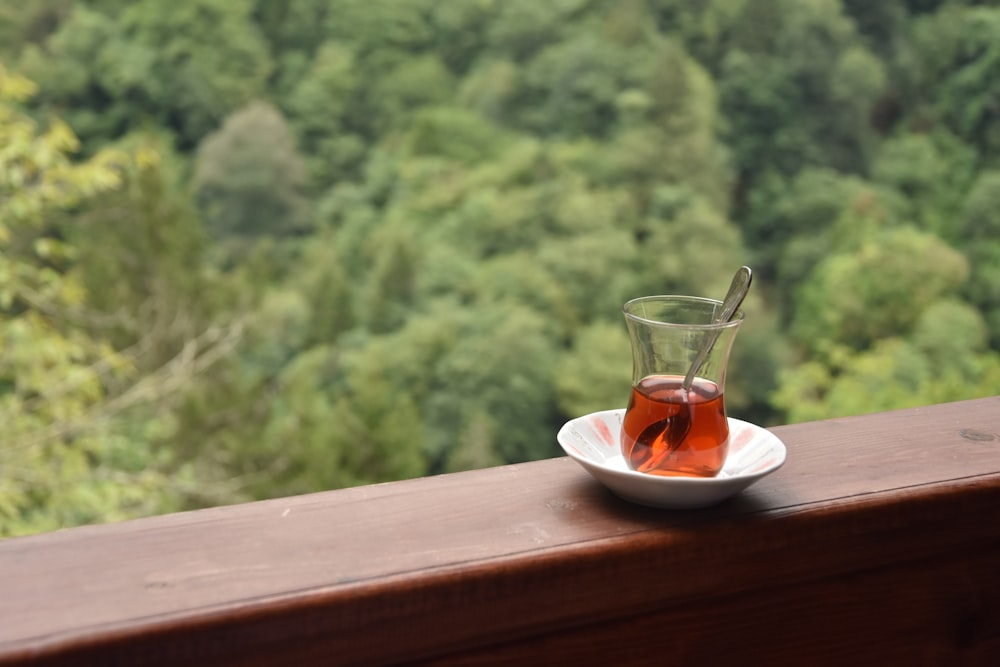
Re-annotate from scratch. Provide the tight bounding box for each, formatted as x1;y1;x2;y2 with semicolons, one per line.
792;225;968;354
13;5;119;150
254;0;331;89
193;101;311;244
0;69;177;535
870;130;978;238
284;41;367;189
911;6;1000;160
485;0;581;62
69;134;215;357
293;236;356;347
719;0;888;282
774;212;991;422
422;303;561;468
360;222;420;335
0;0;74;60
959;170;1000;347
775;334;1000;424
553;321;632;417
16;0;273;149
519;31;634;137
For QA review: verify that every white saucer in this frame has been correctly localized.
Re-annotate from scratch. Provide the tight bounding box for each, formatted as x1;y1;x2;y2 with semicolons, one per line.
557;409;786;509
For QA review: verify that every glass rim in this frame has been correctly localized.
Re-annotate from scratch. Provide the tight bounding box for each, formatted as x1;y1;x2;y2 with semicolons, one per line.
622;294;745;329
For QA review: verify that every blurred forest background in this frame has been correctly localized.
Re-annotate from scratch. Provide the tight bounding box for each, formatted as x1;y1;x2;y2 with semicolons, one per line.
2;0;1000;536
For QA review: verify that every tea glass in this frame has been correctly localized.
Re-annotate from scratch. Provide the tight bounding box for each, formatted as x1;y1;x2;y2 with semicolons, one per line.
621;295;744;477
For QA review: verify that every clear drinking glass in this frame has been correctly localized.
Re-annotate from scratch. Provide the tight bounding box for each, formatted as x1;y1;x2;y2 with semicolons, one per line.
621;296;744;477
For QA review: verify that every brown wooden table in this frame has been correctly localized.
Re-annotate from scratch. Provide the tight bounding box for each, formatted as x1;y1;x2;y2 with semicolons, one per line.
1;397;999;665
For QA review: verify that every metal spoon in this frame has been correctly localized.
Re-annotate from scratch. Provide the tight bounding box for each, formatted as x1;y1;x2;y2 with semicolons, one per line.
681;266;752;392
635;266;753;469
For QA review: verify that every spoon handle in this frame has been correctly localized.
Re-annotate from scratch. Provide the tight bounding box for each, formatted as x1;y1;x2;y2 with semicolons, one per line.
681;266;752;391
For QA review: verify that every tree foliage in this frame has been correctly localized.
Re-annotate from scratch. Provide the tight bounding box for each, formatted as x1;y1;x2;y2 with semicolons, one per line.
3;0;1000;536
1;68;177;534
194;100;310;242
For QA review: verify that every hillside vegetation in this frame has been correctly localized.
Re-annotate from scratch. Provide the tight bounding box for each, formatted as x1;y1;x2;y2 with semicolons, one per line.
2;0;999;535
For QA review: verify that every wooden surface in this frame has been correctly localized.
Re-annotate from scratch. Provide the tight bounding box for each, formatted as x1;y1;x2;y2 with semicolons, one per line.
1;397;999;665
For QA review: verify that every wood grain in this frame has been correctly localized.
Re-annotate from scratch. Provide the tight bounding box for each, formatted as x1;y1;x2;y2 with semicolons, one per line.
1;397;998;665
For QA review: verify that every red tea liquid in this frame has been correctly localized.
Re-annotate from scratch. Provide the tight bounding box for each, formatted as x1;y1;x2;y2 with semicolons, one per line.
621;375;729;477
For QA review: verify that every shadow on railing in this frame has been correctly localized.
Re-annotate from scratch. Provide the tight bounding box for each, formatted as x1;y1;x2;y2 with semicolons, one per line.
1;397;999;666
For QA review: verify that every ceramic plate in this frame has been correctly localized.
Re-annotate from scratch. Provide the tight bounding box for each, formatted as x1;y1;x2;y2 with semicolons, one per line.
557;409;786;509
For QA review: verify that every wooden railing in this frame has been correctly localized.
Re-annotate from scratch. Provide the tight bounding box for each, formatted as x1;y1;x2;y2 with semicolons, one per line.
1;397;999;665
